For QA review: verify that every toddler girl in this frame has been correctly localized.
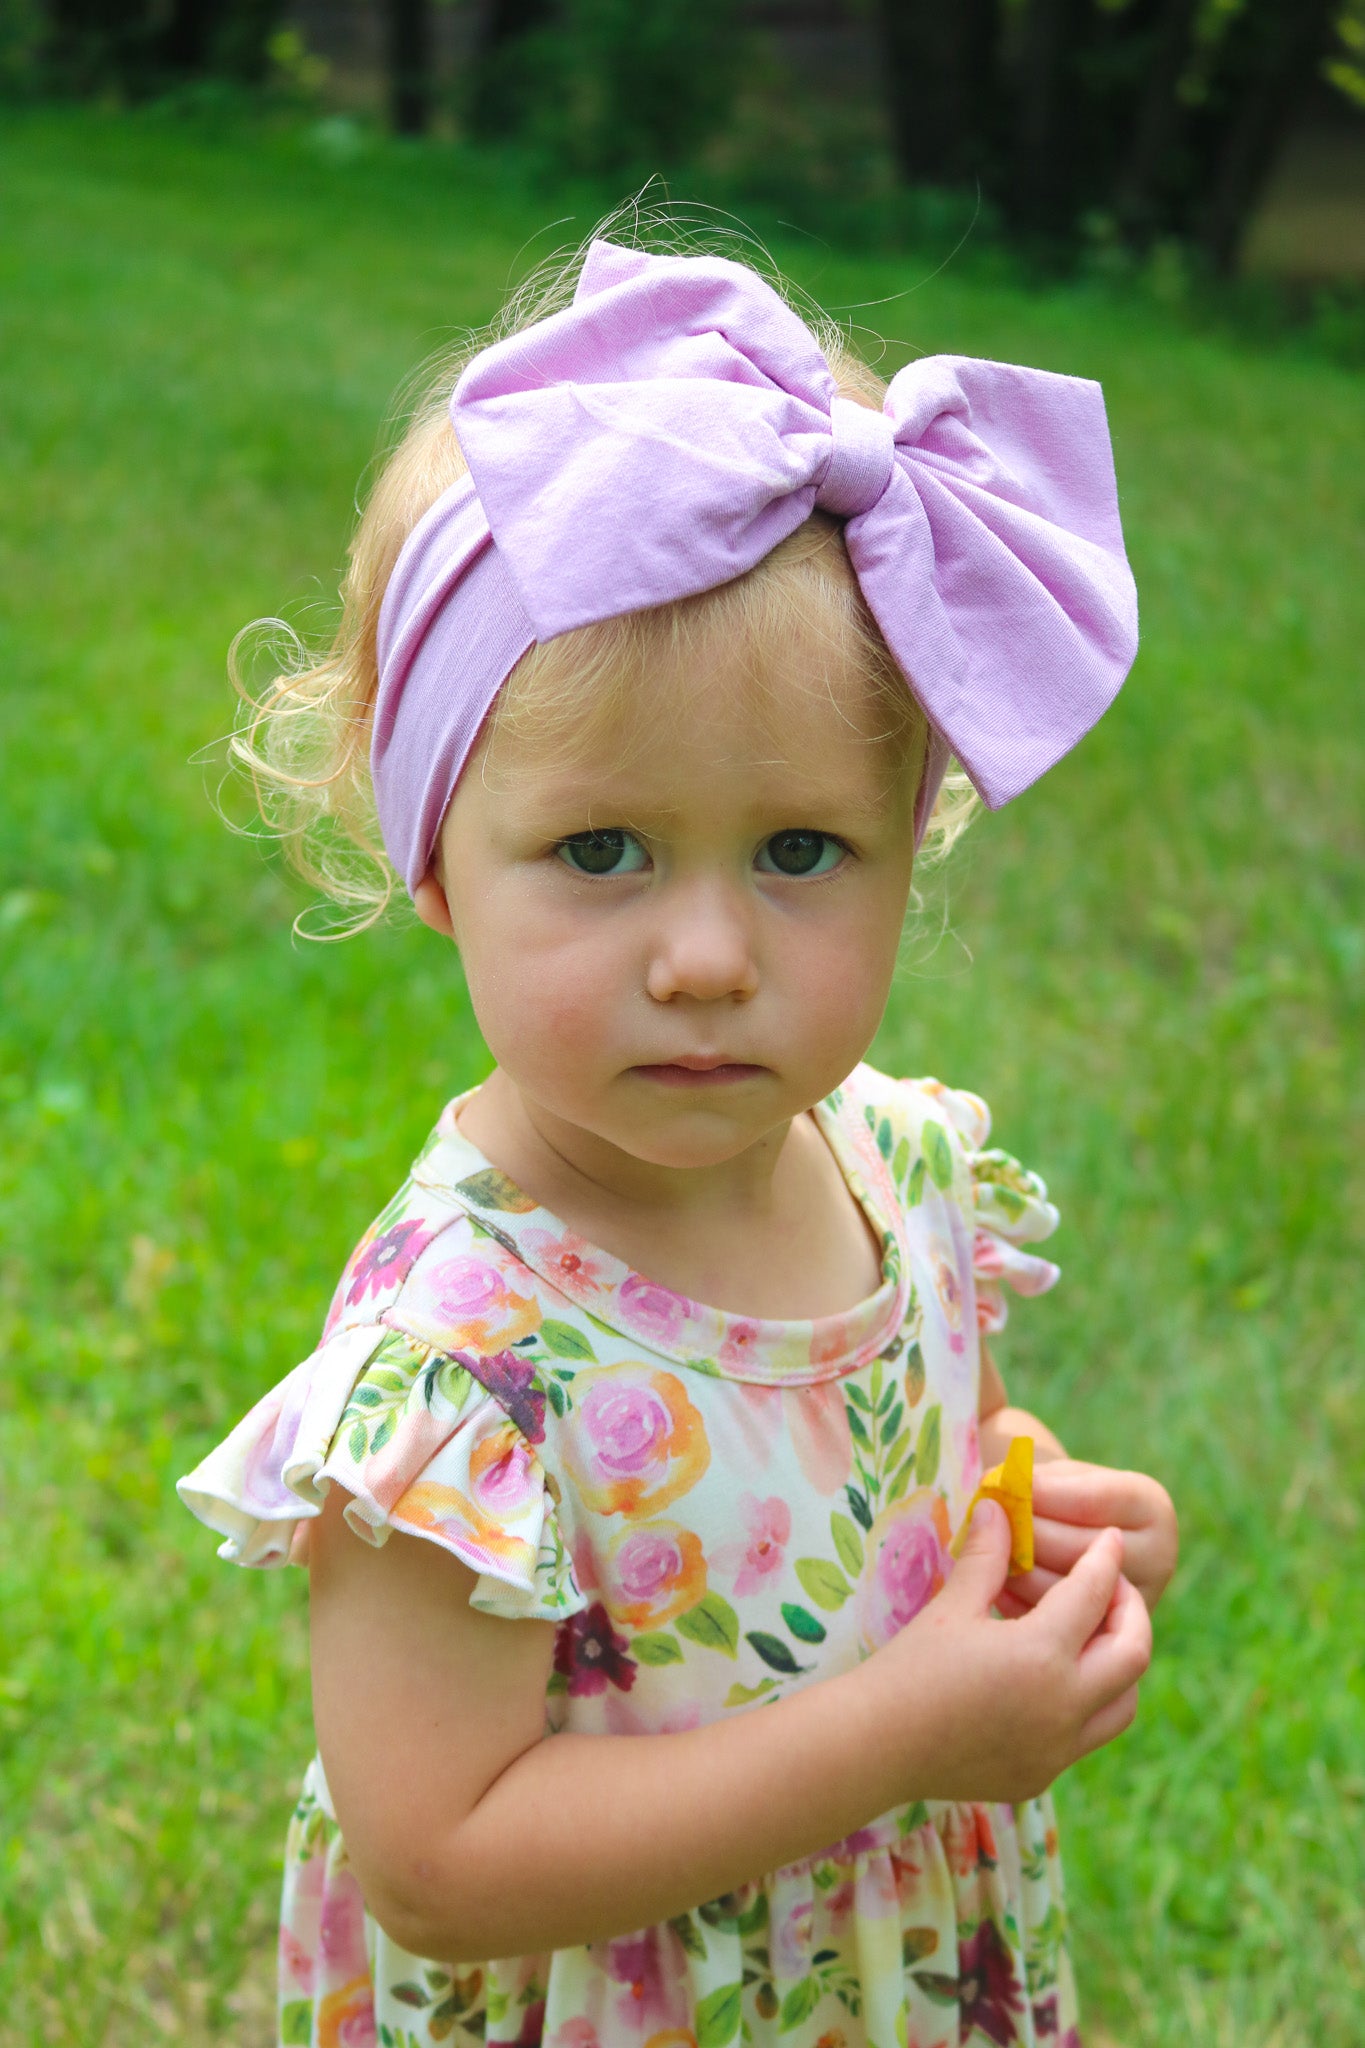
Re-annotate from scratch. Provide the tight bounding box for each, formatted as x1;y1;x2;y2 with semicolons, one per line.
180;227;1178;2048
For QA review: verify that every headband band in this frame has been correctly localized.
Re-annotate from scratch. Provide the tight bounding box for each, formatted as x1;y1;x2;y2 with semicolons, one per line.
374;238;1138;894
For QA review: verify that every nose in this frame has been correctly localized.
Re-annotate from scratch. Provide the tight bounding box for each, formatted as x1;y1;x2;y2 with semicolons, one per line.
644;878;759;1005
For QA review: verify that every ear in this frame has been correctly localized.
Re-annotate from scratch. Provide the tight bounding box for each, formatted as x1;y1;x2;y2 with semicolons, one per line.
413;873;456;941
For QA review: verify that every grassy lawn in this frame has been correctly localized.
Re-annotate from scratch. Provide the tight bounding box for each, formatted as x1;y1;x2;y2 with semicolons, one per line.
1;108;1361;2048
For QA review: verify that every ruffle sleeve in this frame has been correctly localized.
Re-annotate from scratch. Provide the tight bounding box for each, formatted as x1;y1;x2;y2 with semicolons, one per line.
176;1323;586;1621
933;1083;1061;1335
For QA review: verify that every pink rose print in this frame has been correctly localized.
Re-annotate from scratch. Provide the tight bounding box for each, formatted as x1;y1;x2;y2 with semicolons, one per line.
522;1226;614;1301
713;1493;790;1597
771;1895;814;1979
605;1519;707;1628
418;1254;541;1350
565;1365;709;1517
278;1924;314;1995
617;1272;693;1347
548;2023;600;2048
932;1245;966;1355
718;1320;762;1373
606;1928;690;2034
858;1488;951;1651
787;1379;854;1496
317;1864;369;1978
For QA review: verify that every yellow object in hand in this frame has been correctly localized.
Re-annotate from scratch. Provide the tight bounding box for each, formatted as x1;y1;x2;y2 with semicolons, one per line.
953;1435;1035;1575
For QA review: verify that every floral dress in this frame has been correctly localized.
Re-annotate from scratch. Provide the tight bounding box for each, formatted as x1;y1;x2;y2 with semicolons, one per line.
178;1064;1079;2048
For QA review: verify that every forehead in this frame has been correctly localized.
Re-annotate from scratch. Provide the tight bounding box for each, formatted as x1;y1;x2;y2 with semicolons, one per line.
481;614;919;823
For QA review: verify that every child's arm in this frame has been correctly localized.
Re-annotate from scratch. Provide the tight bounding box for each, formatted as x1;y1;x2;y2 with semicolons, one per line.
979;1341;1179;1615
310;1481;1149;1966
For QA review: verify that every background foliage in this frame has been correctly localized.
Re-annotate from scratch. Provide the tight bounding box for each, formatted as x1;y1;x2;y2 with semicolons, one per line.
1;105;1363;2048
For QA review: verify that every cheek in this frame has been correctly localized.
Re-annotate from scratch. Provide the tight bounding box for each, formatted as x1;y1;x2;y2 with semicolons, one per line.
459;902;628;1068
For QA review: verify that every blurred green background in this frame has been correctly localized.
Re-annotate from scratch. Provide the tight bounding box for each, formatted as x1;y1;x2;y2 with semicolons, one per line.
1;24;1363;2047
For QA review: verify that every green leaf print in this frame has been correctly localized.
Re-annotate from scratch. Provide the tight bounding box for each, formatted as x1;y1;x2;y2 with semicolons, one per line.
538;1319;596;1361
669;1912;710;1961
845;1484;873;1532
915;1403;943;1487
677;1592;740;1657
696;1980;744;2048
795;1557;852;1610
903;1343;926;1407
453;1168;537;1213
882;1429;911;1474
391;1983;431;2008
906;1155;927;1206
880;1400;904;1446
348;1419;367;1464
371;1412;396;1454
737;1890;770;1936
779;1976;821;2030
779;1602;827;1644
892;1134;910;1184
876;1116;894;1160
830;1511;864;1576
280;2000;312;2044
846;1406;872;1449
349;1384;384;1408
724;1677;778;1707
746;1630;809;1674
922;1119;954;1191
633;1631;685;1665
544;1376;569;1419
900;1926;938;1965
914;1972;961;2006
844;1382;872;1413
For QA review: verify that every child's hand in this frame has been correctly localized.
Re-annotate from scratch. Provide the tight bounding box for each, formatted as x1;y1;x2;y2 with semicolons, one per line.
994;1459;1178;1619
874;1499;1152;1806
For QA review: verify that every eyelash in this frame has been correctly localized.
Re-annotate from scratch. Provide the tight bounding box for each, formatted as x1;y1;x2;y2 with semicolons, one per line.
552;828;851;879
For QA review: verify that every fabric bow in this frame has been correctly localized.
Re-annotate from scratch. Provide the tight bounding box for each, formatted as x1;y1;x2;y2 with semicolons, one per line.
373;239;1138;895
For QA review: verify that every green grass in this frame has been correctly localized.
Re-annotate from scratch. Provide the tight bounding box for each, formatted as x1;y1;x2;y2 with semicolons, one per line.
1;107;1362;2048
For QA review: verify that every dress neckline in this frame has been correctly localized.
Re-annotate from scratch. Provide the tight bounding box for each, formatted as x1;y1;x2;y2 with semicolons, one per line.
408;1068;911;1387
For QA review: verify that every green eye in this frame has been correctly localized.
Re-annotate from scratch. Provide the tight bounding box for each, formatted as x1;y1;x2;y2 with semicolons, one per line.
556;829;648;876
756;830;845;877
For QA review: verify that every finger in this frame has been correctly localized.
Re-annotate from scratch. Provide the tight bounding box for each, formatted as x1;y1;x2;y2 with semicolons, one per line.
946;1498;1013;1614
1034;1527;1124;1653
1003;1563;1062;1606
1076;1573;1152;1709
1029;1517;1100;1576
1077;1681;1141;1755
1031;1461;1154;1530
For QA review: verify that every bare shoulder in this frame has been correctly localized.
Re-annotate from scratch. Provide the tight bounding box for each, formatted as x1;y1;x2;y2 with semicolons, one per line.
308;1486;554;1939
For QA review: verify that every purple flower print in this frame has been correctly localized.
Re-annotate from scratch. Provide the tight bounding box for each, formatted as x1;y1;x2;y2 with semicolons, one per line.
344;1219;434;1307
957;1917;1025;2047
456;1347;547;1446
606;1929;690;2034
553;1601;637;1696
1031;1994;1059;2038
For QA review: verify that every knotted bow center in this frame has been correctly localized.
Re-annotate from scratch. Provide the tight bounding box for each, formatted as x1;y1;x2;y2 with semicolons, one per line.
815;396;897;519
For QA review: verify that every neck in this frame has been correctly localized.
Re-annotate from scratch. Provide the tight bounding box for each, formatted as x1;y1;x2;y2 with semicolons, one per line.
459;1067;804;1229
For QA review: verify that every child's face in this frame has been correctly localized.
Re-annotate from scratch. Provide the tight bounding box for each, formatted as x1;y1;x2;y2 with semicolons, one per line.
419;636;919;1171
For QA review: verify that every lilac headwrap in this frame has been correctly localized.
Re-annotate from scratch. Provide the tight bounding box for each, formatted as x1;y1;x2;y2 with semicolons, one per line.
373;238;1138;894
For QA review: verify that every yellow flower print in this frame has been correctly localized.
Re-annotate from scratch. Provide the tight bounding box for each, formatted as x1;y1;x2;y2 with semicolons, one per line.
564;1364;710;1517
393;1478;535;1574
316;1975;373;2048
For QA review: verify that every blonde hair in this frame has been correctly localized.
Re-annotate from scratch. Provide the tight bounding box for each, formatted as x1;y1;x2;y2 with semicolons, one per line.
229;206;978;935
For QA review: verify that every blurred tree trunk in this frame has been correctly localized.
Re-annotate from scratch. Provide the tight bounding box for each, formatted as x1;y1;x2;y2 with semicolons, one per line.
875;0;1002;186
1010;0;1090;234
465;0;554;140
388;0;434;135
1193;0;1337;273
1111;0;1200;240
